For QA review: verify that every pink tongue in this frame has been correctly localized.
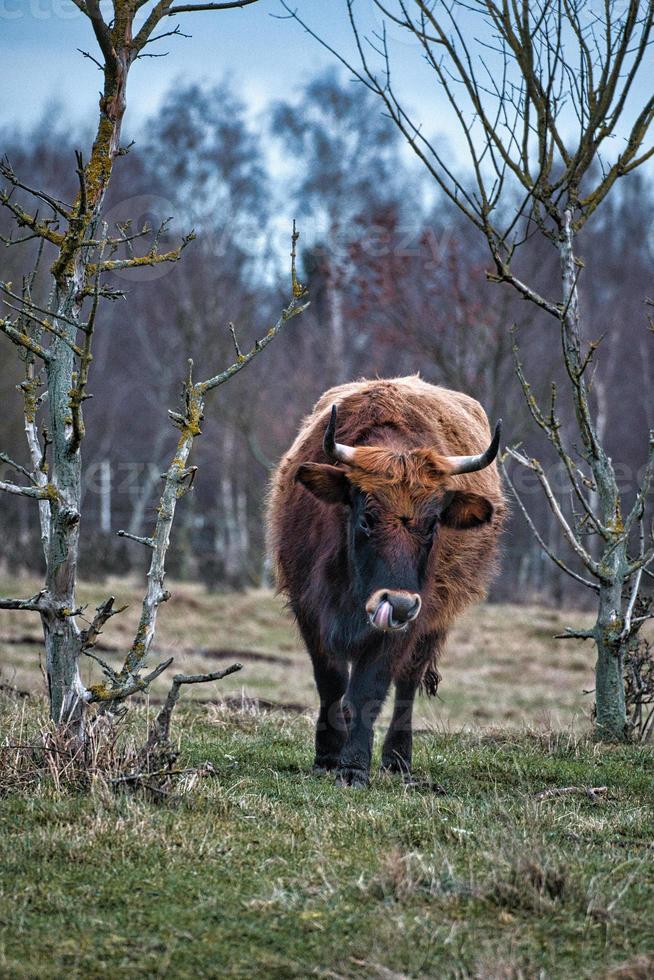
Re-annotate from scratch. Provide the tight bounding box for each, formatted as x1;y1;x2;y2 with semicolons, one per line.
374;600;393;629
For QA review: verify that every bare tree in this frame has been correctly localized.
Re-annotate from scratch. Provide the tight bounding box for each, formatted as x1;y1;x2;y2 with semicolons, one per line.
345;209;520;427
0;0;307;735
283;0;654;739
272;69;409;383
133;83;272;586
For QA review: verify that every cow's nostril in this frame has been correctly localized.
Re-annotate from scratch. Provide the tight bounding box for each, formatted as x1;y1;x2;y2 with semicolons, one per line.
387;592;421;623
366;590;421;631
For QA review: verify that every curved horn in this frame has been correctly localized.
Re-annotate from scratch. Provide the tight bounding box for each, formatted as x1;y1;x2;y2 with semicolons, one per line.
446;419;502;475
323;405;357;464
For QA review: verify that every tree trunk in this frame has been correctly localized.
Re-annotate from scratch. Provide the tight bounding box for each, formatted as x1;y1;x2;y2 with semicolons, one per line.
218;429;249;588
559;212;628;740
328;281;346;384
594;578;627;740
42;293;86;732
591;469;629;742
40;48;131;732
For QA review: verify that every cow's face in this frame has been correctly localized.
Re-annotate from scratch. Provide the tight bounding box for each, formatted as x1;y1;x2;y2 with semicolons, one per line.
295;459;493;633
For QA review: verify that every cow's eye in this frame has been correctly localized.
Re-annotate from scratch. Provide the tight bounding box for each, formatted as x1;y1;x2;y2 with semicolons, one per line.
359;515;372;536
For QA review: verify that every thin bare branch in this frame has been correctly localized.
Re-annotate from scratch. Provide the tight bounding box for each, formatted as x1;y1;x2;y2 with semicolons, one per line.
80;596;128;655
1;300;83;356
167;0;259;12
116;530;155;548
0;157;72;219
199;296;308;394
0;453;36;485
83;0;117;70
87;657;174;704
144;662;243;751
0;318;50;361
504;446;601;577
510;326;606;537
88;232;195;275
499;456;600;591
0;282;80;331
77;47;104;70
0;478;52;500
0;190;64;246
0;592;47;612
622;523;645;639
554;627;596;641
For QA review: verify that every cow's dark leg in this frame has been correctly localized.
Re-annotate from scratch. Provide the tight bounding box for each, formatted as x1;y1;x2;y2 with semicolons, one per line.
380;677;419;777
335;650;393;788
381;632;443;778
310;652;349;773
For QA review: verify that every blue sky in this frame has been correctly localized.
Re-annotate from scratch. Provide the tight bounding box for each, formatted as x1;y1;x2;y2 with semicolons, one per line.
0;2;453;143
2;2;651;211
1;2;326;126
0;2;464;267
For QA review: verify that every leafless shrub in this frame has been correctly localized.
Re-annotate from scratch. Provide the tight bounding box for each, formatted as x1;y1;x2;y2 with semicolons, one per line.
0;697;216;802
624;635;654;743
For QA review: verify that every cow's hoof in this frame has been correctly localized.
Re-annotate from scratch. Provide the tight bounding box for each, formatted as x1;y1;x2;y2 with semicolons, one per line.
334;766;369;789
380;757;411;777
312;755;340;775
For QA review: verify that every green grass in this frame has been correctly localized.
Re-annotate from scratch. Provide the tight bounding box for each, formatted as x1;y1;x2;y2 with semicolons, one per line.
1;699;653;979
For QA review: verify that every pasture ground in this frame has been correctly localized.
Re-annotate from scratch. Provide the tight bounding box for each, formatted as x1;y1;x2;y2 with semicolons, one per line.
0;575;652;978
0;573;599;730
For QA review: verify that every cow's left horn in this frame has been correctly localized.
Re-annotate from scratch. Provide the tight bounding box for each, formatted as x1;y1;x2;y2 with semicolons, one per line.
446;420;502;475
323;405;357;464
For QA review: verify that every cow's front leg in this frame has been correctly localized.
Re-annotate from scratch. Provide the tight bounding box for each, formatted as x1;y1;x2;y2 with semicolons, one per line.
382;632;443;778
310;652;349;773
380;677;419;777
335;651;392;788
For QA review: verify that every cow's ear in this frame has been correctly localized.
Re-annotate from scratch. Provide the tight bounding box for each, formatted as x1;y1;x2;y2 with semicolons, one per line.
440;491;493;529
295;463;352;505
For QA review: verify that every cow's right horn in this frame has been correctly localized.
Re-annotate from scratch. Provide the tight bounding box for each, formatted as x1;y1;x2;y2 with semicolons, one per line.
323;405;357;464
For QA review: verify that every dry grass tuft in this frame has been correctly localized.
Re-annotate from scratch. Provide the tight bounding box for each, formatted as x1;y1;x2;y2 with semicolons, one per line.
0;699;215;801
370;847;472;903
488;852;567;911
2;712;125;796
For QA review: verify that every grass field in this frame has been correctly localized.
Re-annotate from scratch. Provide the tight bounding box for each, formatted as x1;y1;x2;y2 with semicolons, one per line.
1;705;653;978
1;575;653;978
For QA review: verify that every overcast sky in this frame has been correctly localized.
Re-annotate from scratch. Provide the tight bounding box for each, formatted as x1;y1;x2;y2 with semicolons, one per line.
0;2;456;146
2;2;650;207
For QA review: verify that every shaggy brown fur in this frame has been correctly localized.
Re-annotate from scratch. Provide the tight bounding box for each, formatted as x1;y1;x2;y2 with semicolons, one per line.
267;375;506;687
